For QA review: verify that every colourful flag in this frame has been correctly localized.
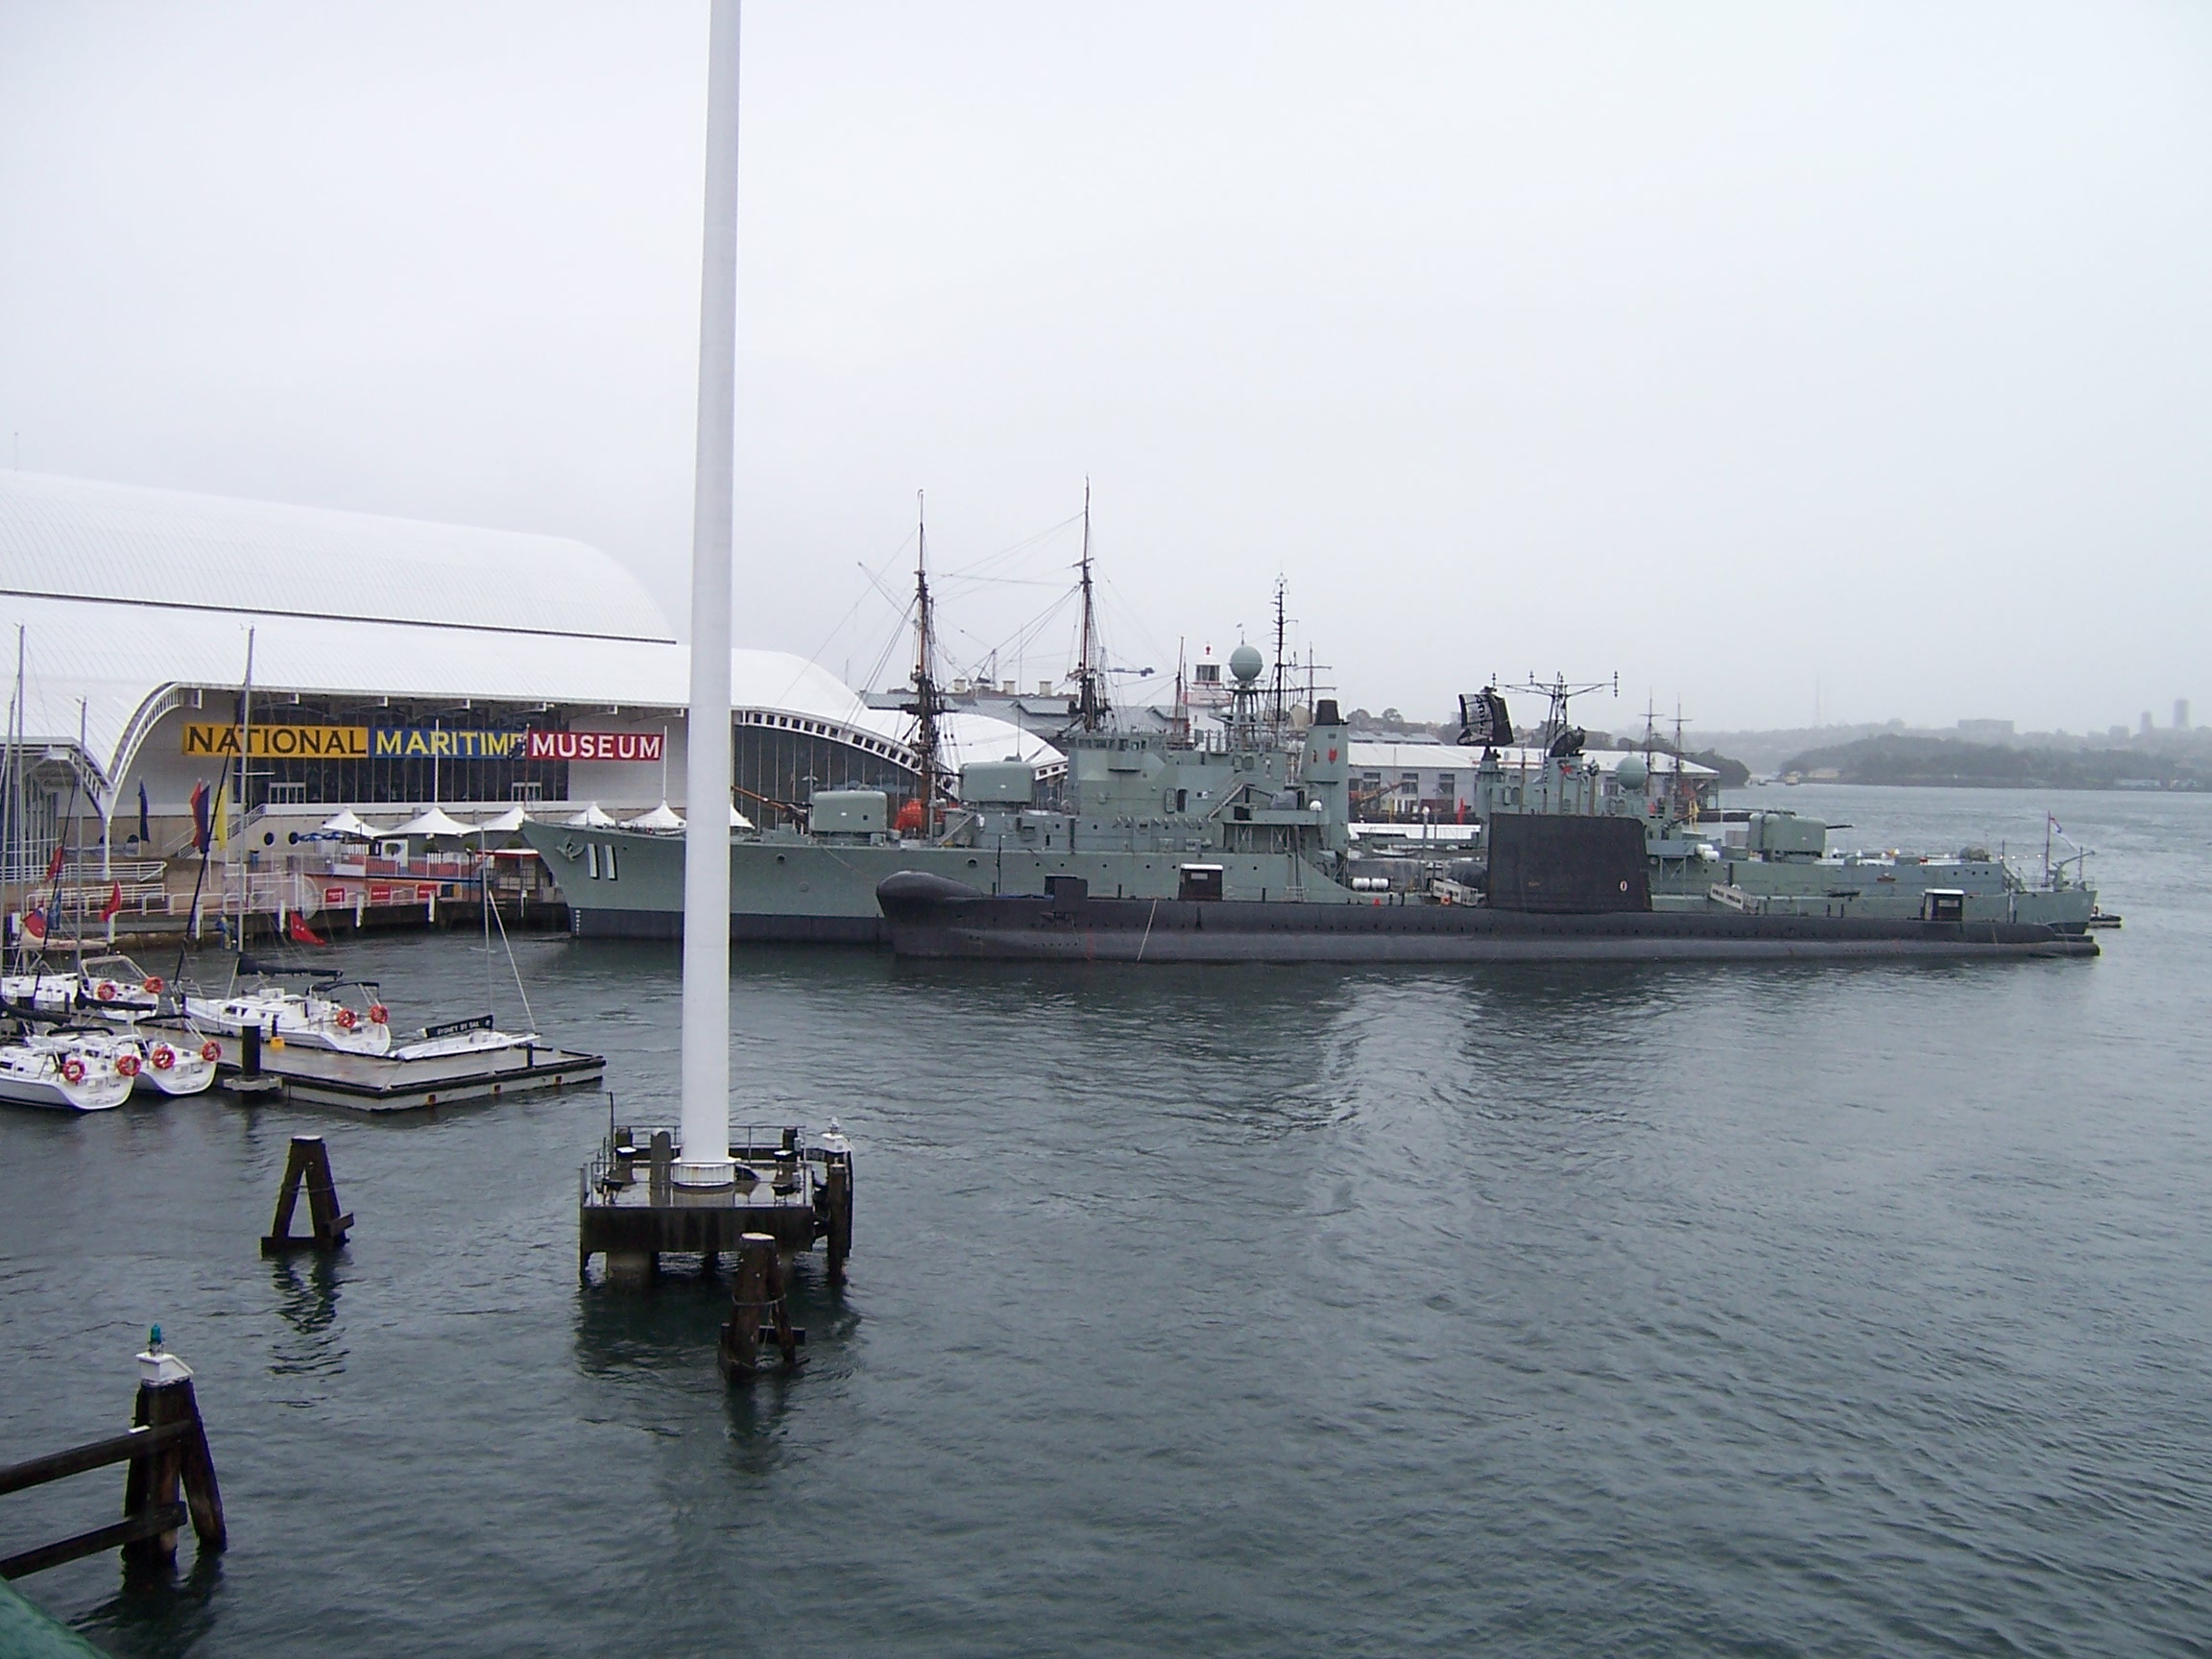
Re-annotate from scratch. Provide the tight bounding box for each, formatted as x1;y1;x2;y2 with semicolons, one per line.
20;906;46;940
44;842;64;882
212;778;228;850
100;883;124;923
137;781;150;846
190;781;211;854
287;911;327;947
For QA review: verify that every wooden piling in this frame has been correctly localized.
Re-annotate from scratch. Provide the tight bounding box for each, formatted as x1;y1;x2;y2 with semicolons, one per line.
716;1234;804;1382
261;1136;352;1254
822;1156;852;1286
0;1336;225;1583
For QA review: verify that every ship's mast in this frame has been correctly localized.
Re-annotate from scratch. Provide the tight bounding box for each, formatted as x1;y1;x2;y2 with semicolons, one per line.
1171;637;1190;748
1268;577;1288;736
1071;480;1107;733
906;491;950;828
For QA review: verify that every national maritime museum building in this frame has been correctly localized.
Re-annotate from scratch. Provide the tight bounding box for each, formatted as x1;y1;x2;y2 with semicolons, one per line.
0;470;1057;876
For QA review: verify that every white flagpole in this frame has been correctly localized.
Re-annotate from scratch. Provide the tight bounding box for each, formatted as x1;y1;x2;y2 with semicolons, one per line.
675;0;742;1187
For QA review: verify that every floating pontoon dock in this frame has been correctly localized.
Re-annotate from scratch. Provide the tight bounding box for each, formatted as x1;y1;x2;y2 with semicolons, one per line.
190;1022;605;1111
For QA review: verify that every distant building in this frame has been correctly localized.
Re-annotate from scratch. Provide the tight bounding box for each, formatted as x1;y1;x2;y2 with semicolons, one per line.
2108;726;2129;742
2141;711;2155;737
1956;719;2014;741
2176;699;2192;732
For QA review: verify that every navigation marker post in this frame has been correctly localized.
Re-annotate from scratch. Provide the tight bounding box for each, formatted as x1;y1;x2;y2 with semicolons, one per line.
675;0;741;1190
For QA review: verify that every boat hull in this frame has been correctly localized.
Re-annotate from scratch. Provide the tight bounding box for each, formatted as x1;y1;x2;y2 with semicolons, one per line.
876;876;2100;964
529;824;1329;945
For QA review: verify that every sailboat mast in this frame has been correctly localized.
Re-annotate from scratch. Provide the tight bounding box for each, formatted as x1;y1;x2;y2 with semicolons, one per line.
674;0;743;1189
7;626;21;957
232;628;254;944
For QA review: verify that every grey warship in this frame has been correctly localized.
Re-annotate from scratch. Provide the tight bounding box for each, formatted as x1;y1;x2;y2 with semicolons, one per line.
527;553;2104;943
525;539;1364;942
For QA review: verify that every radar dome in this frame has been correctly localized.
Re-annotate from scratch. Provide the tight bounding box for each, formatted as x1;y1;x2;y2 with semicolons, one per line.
1616;755;1649;789
1229;643;1264;684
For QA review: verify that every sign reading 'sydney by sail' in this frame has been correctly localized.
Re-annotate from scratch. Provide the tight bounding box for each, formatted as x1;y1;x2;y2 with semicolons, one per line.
182;725;665;762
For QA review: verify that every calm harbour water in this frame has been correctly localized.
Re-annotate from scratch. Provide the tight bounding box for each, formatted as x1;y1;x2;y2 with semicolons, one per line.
3;785;2208;1657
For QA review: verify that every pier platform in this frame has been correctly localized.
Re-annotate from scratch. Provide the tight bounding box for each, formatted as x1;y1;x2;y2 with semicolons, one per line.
579;1124;852;1283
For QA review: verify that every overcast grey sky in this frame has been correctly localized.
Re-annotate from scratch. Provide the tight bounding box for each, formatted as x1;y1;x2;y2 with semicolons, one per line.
3;3;2206;735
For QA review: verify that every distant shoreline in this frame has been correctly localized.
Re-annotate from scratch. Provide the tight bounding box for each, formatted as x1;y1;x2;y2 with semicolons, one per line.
1756;779;2205;794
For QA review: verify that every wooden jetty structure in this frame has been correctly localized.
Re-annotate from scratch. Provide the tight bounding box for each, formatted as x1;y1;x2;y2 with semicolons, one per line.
579;1121;853;1285
261;1135;352;1254
202;1021;605;1111
0;1334;225;1586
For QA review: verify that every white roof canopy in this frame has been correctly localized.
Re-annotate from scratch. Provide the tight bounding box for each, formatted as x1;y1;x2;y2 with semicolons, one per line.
387;806;474;838
0;471;1062;803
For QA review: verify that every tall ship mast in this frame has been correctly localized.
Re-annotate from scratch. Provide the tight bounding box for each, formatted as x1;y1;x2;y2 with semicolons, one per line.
1067;482;1109;736
902;493;952;830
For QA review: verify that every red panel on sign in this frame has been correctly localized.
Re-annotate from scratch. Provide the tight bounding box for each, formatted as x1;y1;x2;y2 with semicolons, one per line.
324;886;347;905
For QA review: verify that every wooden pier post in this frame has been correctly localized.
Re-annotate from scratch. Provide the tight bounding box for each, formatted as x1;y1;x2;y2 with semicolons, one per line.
120;1335;226;1576
822;1157;852;1286
0;1333;226;1586
261;1136;352;1254
716;1234;803;1382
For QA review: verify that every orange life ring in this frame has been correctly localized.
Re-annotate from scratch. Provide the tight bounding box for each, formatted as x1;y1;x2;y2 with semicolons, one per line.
151;1045;176;1070
60;1056;86;1084
368;1003;390;1024
142;975;164;994
116;1052;141;1078
95;981;117;1001
335;1006;359;1030
200;1040;221;1063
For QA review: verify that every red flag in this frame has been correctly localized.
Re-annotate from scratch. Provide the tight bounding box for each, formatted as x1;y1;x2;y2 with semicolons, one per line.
288;911;327;947
44;843;64;881
100;883;124;923
20;907;46;940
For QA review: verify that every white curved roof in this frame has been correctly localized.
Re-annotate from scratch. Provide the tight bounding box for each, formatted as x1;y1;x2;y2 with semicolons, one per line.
0;472;1057;797
0;470;674;644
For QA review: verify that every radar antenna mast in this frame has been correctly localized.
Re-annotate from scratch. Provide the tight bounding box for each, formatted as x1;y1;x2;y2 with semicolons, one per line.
1268;577;1289;735
1503;670;1618;756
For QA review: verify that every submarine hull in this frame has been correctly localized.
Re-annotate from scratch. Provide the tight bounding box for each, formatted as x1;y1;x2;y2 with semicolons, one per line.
875;873;2099;964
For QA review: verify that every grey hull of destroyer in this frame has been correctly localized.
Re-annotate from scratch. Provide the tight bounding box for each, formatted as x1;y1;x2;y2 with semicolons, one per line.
524;829;1341;944
525;674;1358;943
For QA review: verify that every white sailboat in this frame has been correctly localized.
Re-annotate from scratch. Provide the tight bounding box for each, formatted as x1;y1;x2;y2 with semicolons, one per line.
182;975;396;1056
0;1036;133;1112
